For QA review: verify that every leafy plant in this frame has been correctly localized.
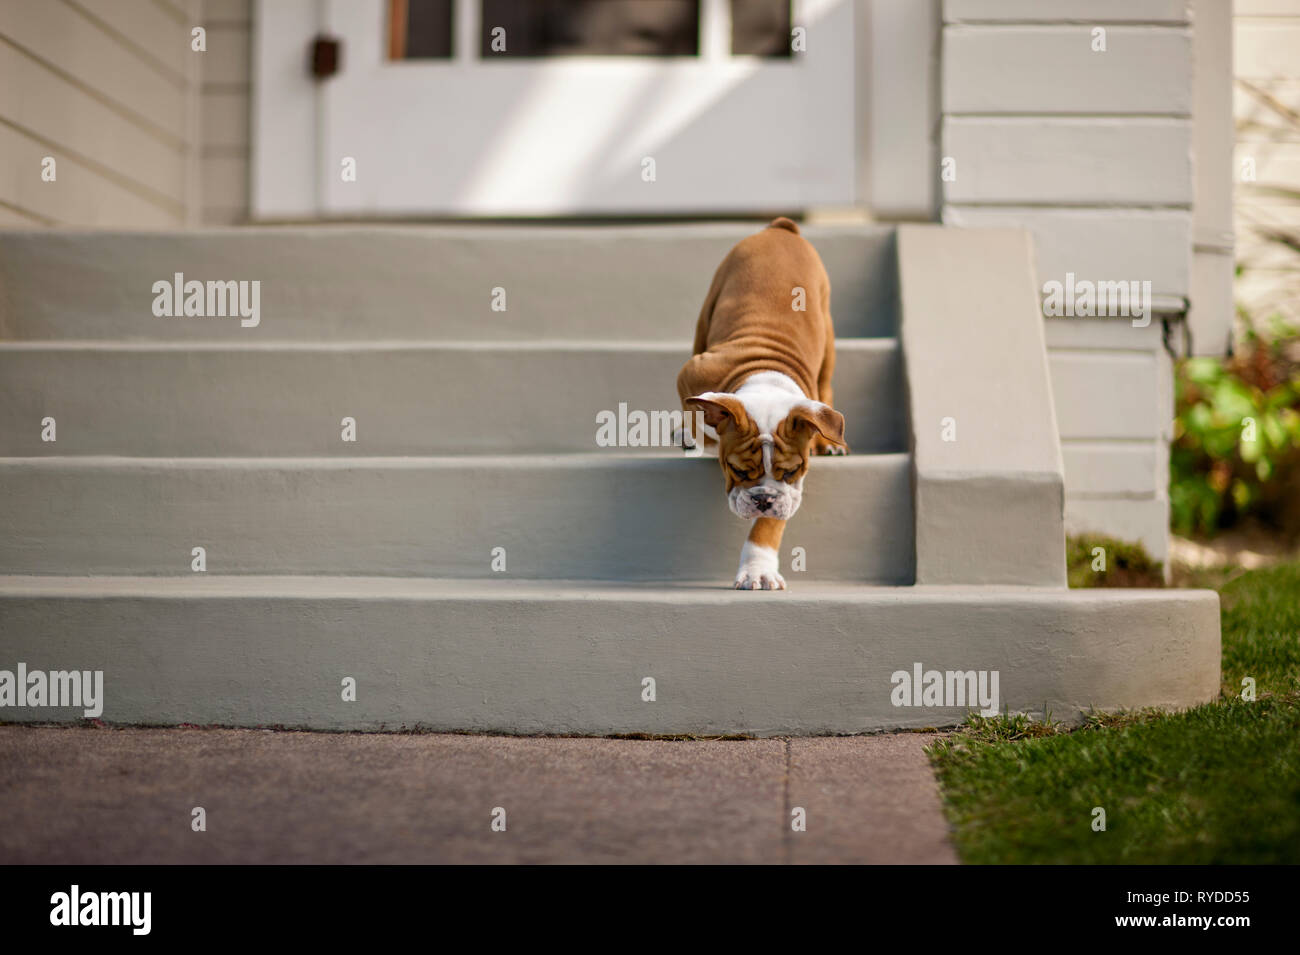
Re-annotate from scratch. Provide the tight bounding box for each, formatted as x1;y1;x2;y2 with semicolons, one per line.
1177;78;1300;538
1170;313;1300;537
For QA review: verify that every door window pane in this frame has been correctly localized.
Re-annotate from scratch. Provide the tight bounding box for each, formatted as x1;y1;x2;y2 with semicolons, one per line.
389;0;453;59
731;0;791;57
388;0;793;61
480;0;700;57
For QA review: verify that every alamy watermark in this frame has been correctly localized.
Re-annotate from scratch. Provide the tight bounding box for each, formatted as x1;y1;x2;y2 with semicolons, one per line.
595;403;705;456
891;662;1000;716
152;272;260;328
1042;272;1152;328
0;663;103;718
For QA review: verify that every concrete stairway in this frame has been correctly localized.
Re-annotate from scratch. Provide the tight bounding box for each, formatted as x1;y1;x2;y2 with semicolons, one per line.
0;225;1220;733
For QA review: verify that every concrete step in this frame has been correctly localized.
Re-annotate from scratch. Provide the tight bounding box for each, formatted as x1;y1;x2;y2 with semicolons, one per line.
0;339;903;456
0;453;914;581
0;576;1221;734
0;224;898;342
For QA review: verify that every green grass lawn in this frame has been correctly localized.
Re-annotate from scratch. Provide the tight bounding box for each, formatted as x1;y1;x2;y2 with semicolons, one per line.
928;563;1300;864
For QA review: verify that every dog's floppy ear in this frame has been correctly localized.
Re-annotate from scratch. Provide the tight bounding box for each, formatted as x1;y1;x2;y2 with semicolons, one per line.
786;402;846;447
685;394;749;433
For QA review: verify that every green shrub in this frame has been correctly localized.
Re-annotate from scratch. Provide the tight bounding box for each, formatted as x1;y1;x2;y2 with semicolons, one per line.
1170;314;1300;537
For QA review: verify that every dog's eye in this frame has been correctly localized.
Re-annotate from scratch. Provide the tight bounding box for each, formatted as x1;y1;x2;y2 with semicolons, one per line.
781;469;799;481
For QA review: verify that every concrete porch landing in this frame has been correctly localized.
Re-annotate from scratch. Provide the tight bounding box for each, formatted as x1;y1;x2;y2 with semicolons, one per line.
0;726;957;865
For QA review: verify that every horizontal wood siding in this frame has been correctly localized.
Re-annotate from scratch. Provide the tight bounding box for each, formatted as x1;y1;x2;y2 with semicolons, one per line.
0;0;198;227
944;0;1189;22
942;117;1193;206
199;0;250;224
943;206;1191;298
1043;318;1171;561
944;26;1191;114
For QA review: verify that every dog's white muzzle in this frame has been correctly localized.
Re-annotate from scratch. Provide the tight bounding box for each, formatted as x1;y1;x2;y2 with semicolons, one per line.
728;478;803;521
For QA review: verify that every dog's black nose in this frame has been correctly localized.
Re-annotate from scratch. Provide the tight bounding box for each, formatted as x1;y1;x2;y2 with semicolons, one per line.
750;489;776;512
754;499;773;512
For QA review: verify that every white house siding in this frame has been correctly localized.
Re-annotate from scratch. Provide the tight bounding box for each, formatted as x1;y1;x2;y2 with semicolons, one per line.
1236;0;1300;327
198;0;250;223
0;0;200;227
1046;317;1174;565
939;0;1211;567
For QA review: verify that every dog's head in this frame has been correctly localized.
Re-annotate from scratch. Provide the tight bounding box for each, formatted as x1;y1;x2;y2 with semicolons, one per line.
685;393;845;520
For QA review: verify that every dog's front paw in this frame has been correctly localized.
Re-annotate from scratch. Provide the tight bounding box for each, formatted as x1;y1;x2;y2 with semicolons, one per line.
734;541;785;590
672;427;717;456
734;559;786;591
734;568;786;590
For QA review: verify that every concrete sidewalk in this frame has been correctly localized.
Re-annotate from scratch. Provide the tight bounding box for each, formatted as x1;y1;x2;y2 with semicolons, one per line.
0;726;957;864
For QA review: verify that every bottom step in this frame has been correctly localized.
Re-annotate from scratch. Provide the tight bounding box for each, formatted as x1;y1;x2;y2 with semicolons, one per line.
0;577;1220;735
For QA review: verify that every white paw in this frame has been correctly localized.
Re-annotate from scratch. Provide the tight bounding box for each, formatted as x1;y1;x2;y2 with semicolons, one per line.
734;542;785;590
734;568;786;590
819;444;849;456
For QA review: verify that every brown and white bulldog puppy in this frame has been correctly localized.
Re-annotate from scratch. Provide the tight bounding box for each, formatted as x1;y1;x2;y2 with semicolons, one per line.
677;217;847;591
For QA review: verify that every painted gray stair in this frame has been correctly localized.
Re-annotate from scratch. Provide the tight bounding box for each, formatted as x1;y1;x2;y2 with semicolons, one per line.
0;224;897;342
0;576;1220;735
0;453;914;582
0;223;1224;735
0;338;903;456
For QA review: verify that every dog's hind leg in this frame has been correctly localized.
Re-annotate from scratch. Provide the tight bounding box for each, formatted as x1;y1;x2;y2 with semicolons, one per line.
812;313;848;456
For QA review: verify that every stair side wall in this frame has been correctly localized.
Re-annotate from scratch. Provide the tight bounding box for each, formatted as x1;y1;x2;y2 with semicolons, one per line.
898;224;1068;586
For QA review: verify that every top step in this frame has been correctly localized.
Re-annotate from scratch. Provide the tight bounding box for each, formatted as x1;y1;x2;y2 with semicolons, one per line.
0;224;897;342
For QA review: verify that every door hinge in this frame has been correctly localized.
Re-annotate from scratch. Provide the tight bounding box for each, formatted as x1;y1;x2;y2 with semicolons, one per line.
311;35;342;80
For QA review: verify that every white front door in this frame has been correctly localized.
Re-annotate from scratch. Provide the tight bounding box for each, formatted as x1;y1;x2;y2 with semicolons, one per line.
253;0;857;217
